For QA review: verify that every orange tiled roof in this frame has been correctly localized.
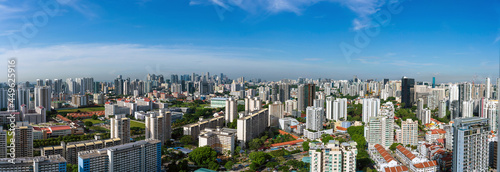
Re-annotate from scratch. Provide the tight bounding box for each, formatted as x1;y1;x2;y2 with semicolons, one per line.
396;145;416;160
413;161;437;168
336;126;347;131
278;130;299;139
384;166;409;172
374;144;396;163
270;139;304;147
431;129;446;134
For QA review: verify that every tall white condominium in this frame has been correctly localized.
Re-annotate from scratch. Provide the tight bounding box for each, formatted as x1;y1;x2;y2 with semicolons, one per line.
225;97;238;123
400;119;418;146
326;97;347;121
17;87;30;110
438;100;446;118
483;101;497;132
486;77;491;99
268;101;284;127
15;123;33;158
309;140;358;172
462;100;473;118
34;86;52;110
365;115;394;149
448;84;459;102
420;109;431;125
362;98;380;124
145;110;172;144
244;96;262;114
306;106;324;131
111;117;130;144
452;117;489;172
78;139;162;172
0;127;6;158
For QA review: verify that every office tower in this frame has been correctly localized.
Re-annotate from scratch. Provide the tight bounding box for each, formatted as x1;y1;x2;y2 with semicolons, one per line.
326;97;347;121
36;79;44;86
383;78;389;85
400;119;418;146
450;100;460;119
78;139;161;172
458;83;472;117
114;77;123;95
309;140;358;172
452;117;489;172
170;74;179;84
34;86;51;110
271;83;278;102
486;77;491;99
0;88;6;110
432;77;435;88
298;84;305;112
366;115;394;149
237;109;268;144
15;124;33;157
0;127;6;158
0;155;67;172
199;127;237;156
306;84;316;108
53;79;62;96
438;100;446;118
111;117;130;144
279;83;290;102
416;98;424;118
123;79;130;95
401;77;415;108
306;106;323;131
145;110;171;144
362;98;380;124
225;98;238;123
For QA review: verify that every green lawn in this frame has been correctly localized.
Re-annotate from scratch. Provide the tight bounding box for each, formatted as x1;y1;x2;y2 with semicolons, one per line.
83;119;105;124
130;120;145;129
57;106;105;114
90;126;109;132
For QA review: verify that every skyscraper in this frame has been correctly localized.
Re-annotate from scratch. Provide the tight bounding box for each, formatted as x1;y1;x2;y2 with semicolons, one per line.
326;97;347;121
365;115;394;149
15;123;33;158
362;98;380;124
111;117;130;144
400;119;418;146
34;86;51;110
401;77;415;108
225;97;238;123
452;117;489;172
306;106;323;131
486;77;491;99
145;110;172;144
432;77;435;88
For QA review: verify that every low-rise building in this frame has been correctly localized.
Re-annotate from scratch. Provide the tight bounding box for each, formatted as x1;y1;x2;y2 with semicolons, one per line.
370;144;398;171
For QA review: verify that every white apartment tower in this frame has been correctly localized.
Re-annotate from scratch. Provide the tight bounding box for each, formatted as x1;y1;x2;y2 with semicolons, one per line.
111;117;131;145
362;98;380;123
306;106;324;131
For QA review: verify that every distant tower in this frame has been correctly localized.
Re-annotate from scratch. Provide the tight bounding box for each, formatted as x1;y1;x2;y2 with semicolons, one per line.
432;77;435;88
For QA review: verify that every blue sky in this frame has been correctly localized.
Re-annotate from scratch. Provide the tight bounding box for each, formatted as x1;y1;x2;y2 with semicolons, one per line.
0;0;499;83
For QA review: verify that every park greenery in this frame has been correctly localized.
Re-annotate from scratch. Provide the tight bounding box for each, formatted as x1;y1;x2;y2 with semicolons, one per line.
188;146;219;170
347;126;375;171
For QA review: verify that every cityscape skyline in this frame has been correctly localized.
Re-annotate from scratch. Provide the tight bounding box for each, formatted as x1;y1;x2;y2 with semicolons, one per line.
0;0;499;82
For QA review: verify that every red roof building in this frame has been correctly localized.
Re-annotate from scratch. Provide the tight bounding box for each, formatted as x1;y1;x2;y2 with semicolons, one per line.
384;166;409;172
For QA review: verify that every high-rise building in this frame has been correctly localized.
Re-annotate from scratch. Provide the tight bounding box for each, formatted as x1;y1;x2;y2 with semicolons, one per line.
145;110;172;144
268;101;284;127
326;97;347;121
458;82;472;117
400;119;418;146
237;109;268;144
306;106;324;131
401;77;415;108
114;77;124;95
17;87;30;110
298;84;316;112
225;97;238;123
0;155;67;172
438;100;446;118
298;84;305;112
362;98;380;124
366;115;394;149
15;123;33;158
78;139;161;172
432;77;435;88
35;86;51;110
0;127;6;158
110;117;130;145
452;117;489;172
309;140;358;172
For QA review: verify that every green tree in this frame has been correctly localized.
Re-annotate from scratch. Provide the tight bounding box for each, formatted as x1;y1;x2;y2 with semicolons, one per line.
188;146;218;167
235;146;241;155
249;151;271;167
92;114;98;120
180;135;193;145
208;161;219;171
224;161;234;171
302;141;310;151
84;121;93;127
389;143;401;151
249;138;263;150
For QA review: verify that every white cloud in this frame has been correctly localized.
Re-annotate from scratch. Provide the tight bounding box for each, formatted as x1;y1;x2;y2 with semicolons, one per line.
191;0;393;30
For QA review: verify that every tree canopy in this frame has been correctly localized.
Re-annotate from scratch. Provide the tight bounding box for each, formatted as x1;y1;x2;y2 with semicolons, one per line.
188;146;217;167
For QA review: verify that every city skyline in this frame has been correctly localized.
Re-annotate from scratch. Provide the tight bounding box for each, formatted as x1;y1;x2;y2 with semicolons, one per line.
0;0;499;82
